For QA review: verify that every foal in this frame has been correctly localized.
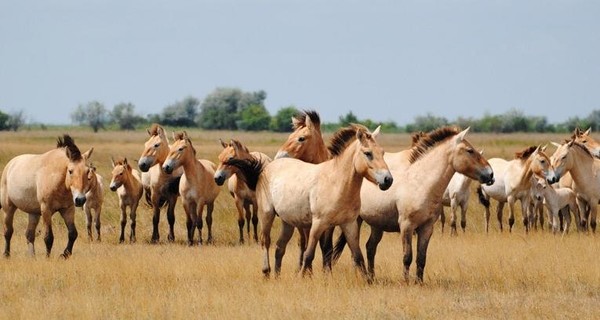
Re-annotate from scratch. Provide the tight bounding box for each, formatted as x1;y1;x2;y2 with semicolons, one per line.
110;157;144;243
83;166;104;241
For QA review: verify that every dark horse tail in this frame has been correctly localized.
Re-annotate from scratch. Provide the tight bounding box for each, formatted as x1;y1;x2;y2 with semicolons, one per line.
224;156;265;191
329;232;347;265
477;186;490;208
145;176;181;208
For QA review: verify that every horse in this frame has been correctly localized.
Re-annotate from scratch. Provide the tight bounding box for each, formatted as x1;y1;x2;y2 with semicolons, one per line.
573;127;600;157
273;110;334;271
214;139;272;244
333;127;494;282
440;173;474;235
163;132;221;245
138;123;183;243
0;135;94;258
551;139;600;232
229;124;393;279
478;146;557;233
531;178;578;234
109;157;144;243
82;166;104;241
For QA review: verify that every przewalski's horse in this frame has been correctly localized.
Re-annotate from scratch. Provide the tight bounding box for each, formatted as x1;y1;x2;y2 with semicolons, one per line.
163;132;221;245
532;178;578;234
230;124;393;279
334;127;494;283
551;139;600;232
82;166;104;241
214;139;272;244
138;124;183;243
573;127;600;157
0;135;94;258
440;172;474;235
478;146;557;232
109;157;144;243
274;110;334;271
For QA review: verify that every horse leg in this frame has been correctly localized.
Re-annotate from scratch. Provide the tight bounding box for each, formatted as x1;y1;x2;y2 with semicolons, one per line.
563;206;572;234
274;221;295;276
365;227;384;280
400;222;414;283
450;198;458;236
119;204;127;243
296;228;308;272
3;205;16;257
301;219;329;277
25;213;40;257
576;198;587;231
590;203;597;232
94;206;101;242
339;220;368;280
130;203;138;243
234;195;245;244
460;201;468;232
319;227;334;272
59;207;78;258
203;203;214;244
520;197;530;233
496;202;505;232
166;197;177;242
150;196;161;243
243;201;252;241
41;208;54;257
415;221;435;283
183;201;196;246
84;204;93;241
507;196;516;232
439;208;446;234
251;200;259;243
259;208;276;277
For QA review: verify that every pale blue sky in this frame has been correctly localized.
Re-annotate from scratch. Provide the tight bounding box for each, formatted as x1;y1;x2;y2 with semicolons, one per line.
1;0;599;125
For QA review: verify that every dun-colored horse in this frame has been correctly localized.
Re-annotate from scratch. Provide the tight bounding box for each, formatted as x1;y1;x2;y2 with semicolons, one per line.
0;135;94;257
231;124;393;279
109;157;144;243
214;139;272;243
83;166;104;241
163;132;221;245
440;172;474;235
138;124;183;243
551;139;600;231
334;127;494;282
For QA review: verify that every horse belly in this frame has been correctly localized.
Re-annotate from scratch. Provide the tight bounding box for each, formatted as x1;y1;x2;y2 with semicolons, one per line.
270;182;312;227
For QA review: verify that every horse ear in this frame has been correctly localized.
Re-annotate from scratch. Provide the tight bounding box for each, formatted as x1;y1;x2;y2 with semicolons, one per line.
220;139;228;149
550;141;562;148
455;127;470;143
111;156;116;167
291;115;301;128
585;127;592;135
123;157;129;166
574;127;581;135
231;140;244;154
305;113;314;129
83;148;94;161
479;149;484;155
541;144;547;152
372;125;381;138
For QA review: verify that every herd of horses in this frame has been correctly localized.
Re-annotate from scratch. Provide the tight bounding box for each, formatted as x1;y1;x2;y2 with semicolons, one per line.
0;111;598;284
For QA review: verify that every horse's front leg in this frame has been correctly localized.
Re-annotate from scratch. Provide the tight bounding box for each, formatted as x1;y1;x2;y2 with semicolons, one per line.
576;197;587;231
119;204;127;243
319;226;334;272
204;203;214;244
25;213;40;257
166;196;177;242
507;196;517;232
150;193;161;243
415;221;435;284
589;200;598;232
301;219;329;277
274;221;295;276
130;203;139;243
519;197;530;233
234;195;246;244
41;207;54;257
183;201;197;246
94;206;101;242
450;198;458;236
84;204;93;241
339;220;367;279
365;226;384;280
59;207;78;258
496;201;505;232
400;221;414;283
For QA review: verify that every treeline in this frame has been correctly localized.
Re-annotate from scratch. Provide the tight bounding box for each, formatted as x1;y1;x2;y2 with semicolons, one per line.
1;87;598;133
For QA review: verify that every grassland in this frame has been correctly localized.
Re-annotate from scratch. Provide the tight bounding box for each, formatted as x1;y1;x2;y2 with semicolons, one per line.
0;128;598;319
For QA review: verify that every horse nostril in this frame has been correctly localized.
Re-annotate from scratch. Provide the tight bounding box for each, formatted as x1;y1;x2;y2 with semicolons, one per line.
75;197;86;207
215;176;225;186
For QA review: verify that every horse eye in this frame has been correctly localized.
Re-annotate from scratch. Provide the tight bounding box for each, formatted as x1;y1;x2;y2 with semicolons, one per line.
298;136;306;142
228;156;234;161
562;155;567;160
583;140;588;143
466;148;474;154
540;159;546;164
154;143;160;148
364;151;373;160
68;169;73;175
178;147;184;152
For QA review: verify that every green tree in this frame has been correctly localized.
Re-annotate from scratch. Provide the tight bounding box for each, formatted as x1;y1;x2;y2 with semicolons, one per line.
0;109;9;130
237;104;271;131
160;96;199;127
270;106;299;132
6;110;25;131
198;87;267;130
339;111;359;127
71;101;108;132
111;102;143;130
405;113;449;132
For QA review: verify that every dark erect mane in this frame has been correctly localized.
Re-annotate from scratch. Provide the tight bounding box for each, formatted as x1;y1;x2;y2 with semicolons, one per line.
57;134;82;161
327;124;367;158
148;123;162;136
514;146;537;160
292;110;321;130
225;157;265;191
409;127;461;163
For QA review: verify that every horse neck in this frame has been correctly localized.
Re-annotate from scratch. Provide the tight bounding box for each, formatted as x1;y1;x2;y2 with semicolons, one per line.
122;169;140;194
408;141;456;200
327;143;364;196
180;152;205;181
566;147;595;188
303;143;329;164
516;156;536;189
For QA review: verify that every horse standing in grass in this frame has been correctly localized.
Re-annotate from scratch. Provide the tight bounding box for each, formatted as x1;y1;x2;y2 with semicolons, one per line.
83;166;104;241
109;157;144;243
0;135;94;258
440;172;475;235
138;124;183;243
231;124;393;279
214;139;272;244
552;139;600;231
163;132;221;245
333;127;494;282
531;178;578;234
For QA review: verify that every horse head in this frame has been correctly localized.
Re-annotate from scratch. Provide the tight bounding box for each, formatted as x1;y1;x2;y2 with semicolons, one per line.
572;127;600;158
138;123;169;172
162;131;195;174
60;135;94;207
214;139;252;186
448;128;495;186
528;145;558;184
275;110;329;163
109;157;131;191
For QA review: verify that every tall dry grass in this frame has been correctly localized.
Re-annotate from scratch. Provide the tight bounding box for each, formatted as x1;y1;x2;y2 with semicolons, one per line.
0;128;598;319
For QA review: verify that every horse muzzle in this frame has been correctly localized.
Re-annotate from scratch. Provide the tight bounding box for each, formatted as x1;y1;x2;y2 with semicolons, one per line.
274;151;290;159
214;173;226;186
162;164;174;174
377;173;393;191
109;183;119;192
480;169;494;186
138;158;152;172
74;195;87;207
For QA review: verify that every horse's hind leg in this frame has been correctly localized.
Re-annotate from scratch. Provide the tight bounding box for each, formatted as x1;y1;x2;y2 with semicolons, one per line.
3;206;16;257
296;228;308;272
84;205;93;241
274;221;294;276
301;220;331;277
234;196;245;243
60;207;78;258
202;203;214;244
94;206;101;242
439;209;446;233
496;202;505;232
251;201;259;243
119;205;127;243
365;227;384;280
41;209;54;257
319;227;334;272
130;203;139;243
243;201;252;241
259;208;276;277
25;213;40;257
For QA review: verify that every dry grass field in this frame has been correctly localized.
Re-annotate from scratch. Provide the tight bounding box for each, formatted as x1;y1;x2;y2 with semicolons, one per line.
1;128;599;319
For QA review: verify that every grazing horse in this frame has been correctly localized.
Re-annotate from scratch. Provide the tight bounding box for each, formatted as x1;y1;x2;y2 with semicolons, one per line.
163;132;221;245
83;166;104;241
274;110;334;271
478;146;557;232
138;124;183;243
0;135;94;258
109;157;144;243
551;139;600;232
231;124;393;279
214;139;272;244
334;127;494;282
